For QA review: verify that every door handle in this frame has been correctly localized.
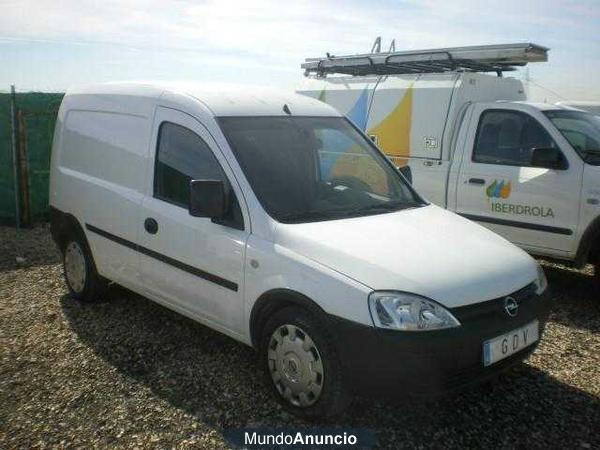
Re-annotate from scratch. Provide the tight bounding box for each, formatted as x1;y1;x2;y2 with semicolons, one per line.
144;217;158;234
468;178;486;185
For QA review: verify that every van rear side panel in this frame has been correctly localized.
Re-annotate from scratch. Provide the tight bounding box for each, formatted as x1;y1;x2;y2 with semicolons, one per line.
50;92;156;285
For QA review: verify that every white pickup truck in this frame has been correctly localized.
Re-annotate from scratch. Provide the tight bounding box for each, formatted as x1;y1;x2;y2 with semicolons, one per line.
299;43;600;287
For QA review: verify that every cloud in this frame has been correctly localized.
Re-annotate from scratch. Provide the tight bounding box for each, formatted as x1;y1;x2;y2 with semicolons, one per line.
0;0;598;99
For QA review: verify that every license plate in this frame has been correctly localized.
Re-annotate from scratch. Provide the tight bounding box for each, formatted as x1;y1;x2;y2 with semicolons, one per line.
483;320;539;367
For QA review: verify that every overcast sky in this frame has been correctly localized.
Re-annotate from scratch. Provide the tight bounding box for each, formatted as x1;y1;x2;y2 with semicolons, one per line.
1;0;598;102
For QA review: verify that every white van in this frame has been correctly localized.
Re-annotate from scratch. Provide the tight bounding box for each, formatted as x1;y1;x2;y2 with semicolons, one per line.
299;43;600;287
50;82;550;419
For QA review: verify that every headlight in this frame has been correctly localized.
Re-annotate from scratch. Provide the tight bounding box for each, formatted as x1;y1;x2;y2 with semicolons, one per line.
536;264;548;294
368;291;460;331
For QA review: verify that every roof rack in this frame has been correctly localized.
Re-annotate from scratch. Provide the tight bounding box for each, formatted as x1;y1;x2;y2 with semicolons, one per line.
302;42;548;77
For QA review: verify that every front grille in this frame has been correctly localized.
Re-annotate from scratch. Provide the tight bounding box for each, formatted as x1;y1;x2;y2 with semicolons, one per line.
450;282;538;323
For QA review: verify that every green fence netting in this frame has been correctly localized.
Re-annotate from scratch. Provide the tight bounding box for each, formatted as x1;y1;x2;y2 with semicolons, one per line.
0;92;64;224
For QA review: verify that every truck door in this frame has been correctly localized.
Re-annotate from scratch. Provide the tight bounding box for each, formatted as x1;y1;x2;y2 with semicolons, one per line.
454;104;583;256
138;107;249;336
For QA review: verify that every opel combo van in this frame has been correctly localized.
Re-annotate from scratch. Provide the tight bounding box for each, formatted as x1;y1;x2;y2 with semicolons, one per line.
49;82;551;419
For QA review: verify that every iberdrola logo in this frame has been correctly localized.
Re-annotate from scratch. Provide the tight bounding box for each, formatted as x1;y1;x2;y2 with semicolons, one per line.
486;179;511;199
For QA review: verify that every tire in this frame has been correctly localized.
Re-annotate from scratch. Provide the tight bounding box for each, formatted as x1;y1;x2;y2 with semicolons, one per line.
61;229;107;302
259;306;351;420
594;264;600;294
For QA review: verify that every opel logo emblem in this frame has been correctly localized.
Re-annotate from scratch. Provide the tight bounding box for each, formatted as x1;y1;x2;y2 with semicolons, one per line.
504;296;519;317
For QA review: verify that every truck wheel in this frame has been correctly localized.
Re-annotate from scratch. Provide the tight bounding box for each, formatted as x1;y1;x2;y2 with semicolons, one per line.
260;306;351;420
62;231;107;302
594;264;600;293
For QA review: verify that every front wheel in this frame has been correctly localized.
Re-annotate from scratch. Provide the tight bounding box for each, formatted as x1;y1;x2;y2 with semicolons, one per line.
260;306;351;420
62;231;107;302
594;264;600;294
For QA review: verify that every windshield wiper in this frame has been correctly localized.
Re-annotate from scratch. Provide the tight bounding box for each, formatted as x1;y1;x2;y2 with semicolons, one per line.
351;201;422;214
278;201;423;223
278;209;349;223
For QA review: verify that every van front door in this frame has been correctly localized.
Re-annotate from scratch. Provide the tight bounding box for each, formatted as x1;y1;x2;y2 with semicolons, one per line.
454;105;583;257
138;107;248;337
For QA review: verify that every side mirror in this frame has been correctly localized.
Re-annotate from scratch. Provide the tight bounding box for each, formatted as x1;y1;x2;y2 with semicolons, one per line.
531;147;568;170
189;180;229;218
398;165;412;184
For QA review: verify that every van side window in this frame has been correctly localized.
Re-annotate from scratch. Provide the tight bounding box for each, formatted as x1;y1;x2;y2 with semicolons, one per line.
473;110;558;167
154;122;243;229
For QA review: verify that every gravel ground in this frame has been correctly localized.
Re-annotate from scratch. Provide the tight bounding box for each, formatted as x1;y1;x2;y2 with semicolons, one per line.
1;224;599;449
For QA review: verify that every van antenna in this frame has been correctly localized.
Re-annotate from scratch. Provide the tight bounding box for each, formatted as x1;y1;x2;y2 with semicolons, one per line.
283;104;291;115
388;39;396;52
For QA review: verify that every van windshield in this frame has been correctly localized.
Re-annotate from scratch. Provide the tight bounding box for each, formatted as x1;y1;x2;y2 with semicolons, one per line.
544;110;600;165
218;116;424;223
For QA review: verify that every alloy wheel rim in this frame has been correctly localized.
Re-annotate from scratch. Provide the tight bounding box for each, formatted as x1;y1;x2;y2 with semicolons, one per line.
64;241;86;294
268;324;324;407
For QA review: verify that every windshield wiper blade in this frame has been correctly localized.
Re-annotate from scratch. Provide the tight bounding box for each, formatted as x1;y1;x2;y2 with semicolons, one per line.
279;201;422;223
278;209;348;223
353;201;422;213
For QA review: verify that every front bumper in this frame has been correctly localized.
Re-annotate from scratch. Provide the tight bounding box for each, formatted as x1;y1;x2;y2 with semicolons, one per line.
330;283;552;398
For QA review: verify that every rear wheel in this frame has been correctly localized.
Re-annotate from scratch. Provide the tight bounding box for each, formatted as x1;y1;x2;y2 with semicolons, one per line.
594;264;600;293
260;306;350;420
62;231;107;302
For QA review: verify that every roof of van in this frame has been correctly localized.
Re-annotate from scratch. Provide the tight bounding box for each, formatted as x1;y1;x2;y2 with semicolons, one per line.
66;81;340;117
512;101;570;111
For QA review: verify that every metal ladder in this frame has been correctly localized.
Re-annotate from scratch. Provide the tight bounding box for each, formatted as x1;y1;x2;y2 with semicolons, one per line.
302;39;549;77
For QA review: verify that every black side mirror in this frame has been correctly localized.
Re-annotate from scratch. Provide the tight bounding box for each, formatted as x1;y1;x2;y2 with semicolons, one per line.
531;147;568;170
189;180;229;218
398;165;412;184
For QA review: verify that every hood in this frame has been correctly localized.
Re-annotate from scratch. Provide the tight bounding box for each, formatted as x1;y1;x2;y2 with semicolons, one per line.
274;205;537;308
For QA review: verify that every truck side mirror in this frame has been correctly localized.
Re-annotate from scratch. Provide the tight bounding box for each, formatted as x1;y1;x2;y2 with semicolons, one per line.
398;165;413;184
189;180;229;218
531;147;568;170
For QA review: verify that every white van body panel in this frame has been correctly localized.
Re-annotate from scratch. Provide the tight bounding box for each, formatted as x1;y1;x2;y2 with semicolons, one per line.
243;235;374;339
137;106;249;334
274;204;536;307
49;88;158;287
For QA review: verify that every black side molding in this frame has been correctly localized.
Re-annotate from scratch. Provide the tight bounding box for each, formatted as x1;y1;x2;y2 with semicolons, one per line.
459;213;573;236
85;223;238;292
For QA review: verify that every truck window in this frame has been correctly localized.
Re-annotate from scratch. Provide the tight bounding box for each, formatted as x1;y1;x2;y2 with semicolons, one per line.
473;110;557;167
543;110;600;165
154;122;243;227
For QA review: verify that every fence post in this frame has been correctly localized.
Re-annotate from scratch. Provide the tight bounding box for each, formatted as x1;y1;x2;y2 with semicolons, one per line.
17;110;31;227
10;85;20;229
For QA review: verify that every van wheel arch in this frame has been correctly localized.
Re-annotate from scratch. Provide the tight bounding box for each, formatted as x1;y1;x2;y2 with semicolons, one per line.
575;216;600;268
50;207;87;252
249;289;328;350
51;208;108;301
